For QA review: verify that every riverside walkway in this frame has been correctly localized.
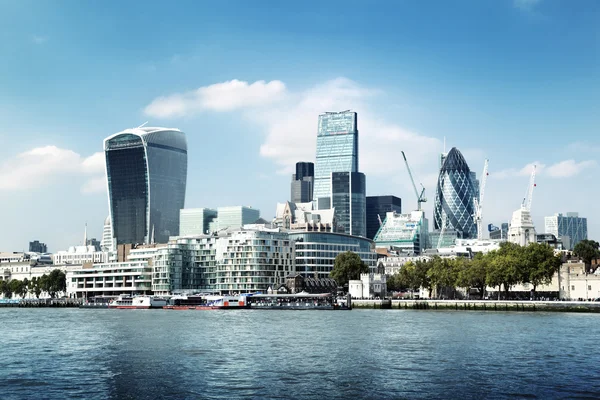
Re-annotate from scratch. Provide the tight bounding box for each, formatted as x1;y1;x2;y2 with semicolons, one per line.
351;299;600;312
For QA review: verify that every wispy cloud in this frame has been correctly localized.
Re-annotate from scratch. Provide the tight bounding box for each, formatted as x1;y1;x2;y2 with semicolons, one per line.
546;160;597;178
513;0;542;11
144;79;287;117
567;142;600;153
31;35;48;44
0;146;105;194
495;159;596;179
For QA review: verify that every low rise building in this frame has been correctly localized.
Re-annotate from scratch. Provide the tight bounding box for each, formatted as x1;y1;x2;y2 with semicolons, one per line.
349;272;387;299
67;262;152;299
53;245;109;265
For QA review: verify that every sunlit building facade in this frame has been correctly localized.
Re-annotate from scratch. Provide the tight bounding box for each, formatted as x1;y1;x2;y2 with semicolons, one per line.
104;127;187;245
374;210;429;255
544;213;587;250
433;147;477;239
314;111;358;208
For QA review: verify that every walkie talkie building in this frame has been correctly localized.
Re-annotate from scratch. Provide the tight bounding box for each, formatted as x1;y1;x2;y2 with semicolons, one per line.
104;127;187;245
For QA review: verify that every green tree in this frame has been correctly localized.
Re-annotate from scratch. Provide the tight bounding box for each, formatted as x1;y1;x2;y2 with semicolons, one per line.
9;280;24;299
573;239;600;272
20;278;29;299
330;251;369;287
29;277;42;298
46;269;66;298
396;261;421;298
456;253;488;299
427;256;459;299
39;274;50;297
0;280;12;299
386;273;403;292
522;243;563;297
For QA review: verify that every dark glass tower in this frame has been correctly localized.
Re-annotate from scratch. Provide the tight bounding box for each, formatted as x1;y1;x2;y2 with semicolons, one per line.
433;147;477;239
291;162;314;203
331;171;366;237
366;196;402;239
104;127;187;245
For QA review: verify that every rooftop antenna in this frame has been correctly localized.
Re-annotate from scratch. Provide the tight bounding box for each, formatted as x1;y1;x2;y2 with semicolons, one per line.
136;121;149;129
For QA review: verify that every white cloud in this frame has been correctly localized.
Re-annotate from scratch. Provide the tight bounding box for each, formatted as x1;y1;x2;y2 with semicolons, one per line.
144;79;287;117
513;0;542;11
546;159;597;178
32;35;48;44
494;161;544;179
0;146;105;194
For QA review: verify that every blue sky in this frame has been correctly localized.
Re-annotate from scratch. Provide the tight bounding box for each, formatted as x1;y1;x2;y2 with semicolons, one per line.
0;0;598;251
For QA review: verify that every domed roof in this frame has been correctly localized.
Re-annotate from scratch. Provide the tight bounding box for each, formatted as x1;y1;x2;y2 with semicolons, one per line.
441;147;471;173
104;215;111;226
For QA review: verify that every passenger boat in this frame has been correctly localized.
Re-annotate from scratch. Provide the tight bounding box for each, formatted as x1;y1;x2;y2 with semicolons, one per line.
108;295;168;309
79;296;116;309
164;294;249;310
246;293;351;310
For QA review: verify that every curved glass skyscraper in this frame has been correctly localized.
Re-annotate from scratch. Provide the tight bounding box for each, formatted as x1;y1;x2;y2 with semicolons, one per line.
104;127;187;245
433;147;477;239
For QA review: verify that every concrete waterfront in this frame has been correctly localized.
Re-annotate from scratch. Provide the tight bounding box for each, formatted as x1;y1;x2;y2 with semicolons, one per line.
351;299;600;312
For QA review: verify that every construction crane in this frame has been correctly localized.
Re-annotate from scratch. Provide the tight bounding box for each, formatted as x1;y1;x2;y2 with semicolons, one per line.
377;214;383;227
522;165;537;211
472;159;489;240
401;151;427;211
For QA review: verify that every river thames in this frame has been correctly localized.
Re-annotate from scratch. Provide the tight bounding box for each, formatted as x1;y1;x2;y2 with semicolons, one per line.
1;308;599;399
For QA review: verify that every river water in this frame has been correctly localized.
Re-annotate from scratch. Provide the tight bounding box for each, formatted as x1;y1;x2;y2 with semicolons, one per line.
0;308;599;399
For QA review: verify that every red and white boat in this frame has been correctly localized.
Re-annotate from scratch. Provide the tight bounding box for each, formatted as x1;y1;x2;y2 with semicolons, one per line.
108;295;168;309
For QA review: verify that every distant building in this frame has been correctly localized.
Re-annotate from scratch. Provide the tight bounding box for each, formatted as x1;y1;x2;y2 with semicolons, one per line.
331;171;366;237
374;210;429;255
429;229;459;249
508;206;536;247
277;274;337;295
544;213;587;250
314;111;359;209
180;208;218;236
274;201;336;232
100;216;114;252
349;272;387;299
290;162;314;203
536;234;564;250
208;206;260;232
29;240;47;253
489;223;509;240
433;147;477;239
86;238;101;251
288;231;377;280
104;126;187;245
366;196;402;240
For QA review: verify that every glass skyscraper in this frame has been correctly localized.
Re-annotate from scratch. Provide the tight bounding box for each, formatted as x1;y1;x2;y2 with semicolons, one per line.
290;161;314;203
104;127;187;245
366;196;402;240
314;111;358;208
544;212;588;250
331;172;366;237
433;147;477;239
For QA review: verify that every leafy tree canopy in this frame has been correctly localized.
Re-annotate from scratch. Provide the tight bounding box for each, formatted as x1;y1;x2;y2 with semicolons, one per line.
330;251;369;287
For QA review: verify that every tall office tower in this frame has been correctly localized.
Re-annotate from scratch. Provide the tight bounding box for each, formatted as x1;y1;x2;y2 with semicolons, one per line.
104;127;187;245
470;171;480;203
100;216;114;252
433;147;477;239
366;196;402;240
180;208;218;236
208;206;261;232
544;212;588;250
29;240;47;253
290;162;314;203
331;172;366;237
313;111;358;209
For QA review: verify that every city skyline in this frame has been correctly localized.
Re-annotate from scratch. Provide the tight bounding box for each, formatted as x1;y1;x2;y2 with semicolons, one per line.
0;1;598;250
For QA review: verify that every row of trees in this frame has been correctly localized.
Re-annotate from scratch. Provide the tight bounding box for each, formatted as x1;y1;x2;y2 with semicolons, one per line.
387;242;563;299
0;270;66;299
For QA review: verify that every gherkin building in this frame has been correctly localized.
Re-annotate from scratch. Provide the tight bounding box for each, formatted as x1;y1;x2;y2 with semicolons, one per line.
433;147;477;239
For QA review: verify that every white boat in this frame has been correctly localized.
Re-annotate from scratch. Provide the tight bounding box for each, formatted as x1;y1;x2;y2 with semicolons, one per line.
108;295;168;309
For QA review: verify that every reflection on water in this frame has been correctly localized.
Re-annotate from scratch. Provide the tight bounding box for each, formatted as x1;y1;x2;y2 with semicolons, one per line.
0;309;599;399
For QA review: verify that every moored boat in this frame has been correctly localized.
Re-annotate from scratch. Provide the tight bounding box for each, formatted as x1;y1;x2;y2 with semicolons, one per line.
164;294;249;310
108;295;168;309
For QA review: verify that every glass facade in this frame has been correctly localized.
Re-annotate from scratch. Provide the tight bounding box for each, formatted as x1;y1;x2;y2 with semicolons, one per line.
374;210;428;255
291;161;314;203
105;128;187;245
209;206;261;232
544;213;587;250
433;147;477;239
288;231;376;279
180;208;218;236
366;196;402;240
314;111;358;206
331;172;366;237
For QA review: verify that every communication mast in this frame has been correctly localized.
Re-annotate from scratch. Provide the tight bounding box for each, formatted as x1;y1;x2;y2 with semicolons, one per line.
401;151;427;211
472;159;489;240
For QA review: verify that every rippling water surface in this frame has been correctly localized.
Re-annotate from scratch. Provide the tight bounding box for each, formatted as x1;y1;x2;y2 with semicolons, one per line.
1;308;599;399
